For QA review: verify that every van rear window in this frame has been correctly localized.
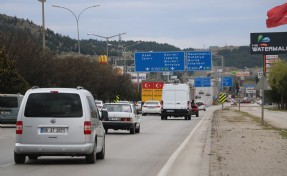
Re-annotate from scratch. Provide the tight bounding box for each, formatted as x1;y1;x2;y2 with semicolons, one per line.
24;93;83;117
0;97;18;108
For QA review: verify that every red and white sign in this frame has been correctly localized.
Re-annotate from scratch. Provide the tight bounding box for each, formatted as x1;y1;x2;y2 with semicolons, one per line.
266;55;278;59
141;82;164;102
236;71;250;77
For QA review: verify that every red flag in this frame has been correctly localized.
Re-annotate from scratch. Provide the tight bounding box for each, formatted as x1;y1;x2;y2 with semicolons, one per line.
266;3;287;28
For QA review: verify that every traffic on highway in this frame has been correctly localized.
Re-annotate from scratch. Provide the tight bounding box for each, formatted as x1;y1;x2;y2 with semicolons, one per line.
0;85;218;176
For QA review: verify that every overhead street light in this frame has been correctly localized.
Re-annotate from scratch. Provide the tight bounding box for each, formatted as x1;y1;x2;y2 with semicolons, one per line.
52;4;100;54
38;0;46;49
121;42;141;74
87;33;126;59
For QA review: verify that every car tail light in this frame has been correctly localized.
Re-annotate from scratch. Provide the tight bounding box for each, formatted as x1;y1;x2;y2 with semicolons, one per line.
16;121;23;134
155;105;161;108
143;105;148;108
121;118;131;122
84;121;92;135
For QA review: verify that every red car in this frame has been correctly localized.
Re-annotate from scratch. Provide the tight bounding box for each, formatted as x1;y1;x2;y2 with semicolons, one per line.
191;104;199;117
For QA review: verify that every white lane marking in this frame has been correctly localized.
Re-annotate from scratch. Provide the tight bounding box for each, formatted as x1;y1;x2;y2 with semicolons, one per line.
157;113;208;176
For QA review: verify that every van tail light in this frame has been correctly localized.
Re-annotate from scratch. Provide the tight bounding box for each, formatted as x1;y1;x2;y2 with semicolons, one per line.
84;121;92;135
16;121;23;134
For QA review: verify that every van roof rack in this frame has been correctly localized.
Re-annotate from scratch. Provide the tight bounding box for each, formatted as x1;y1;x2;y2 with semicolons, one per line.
77;86;84;90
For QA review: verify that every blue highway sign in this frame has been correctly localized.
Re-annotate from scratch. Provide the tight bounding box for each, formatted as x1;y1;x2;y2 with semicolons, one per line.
134;51;185;72
187;51;212;71
222;76;233;87
194;77;211;87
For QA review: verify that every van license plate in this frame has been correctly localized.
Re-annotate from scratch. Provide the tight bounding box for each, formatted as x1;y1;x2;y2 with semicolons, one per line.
166;110;174;112
40;127;66;133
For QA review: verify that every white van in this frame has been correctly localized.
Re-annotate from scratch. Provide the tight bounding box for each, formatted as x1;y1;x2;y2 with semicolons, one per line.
161;83;195;120
14;86;105;164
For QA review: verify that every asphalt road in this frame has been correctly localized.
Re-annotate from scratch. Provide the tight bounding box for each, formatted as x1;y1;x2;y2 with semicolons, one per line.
0;87;216;176
0;113;209;176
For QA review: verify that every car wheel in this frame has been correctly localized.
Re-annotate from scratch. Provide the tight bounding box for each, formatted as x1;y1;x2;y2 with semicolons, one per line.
142;113;146;116
96;137;105;160
188;115;191;120
135;125;140;133
184;116;188;120
14;151;26;164
130;125;135;134
28;156;38;160
86;141;96;164
196;112;199;117
104;128;108;134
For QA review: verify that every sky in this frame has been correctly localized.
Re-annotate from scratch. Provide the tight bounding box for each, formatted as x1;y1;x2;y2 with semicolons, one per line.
0;0;287;50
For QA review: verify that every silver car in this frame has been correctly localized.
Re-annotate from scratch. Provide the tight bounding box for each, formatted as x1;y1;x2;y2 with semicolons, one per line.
14;86;105;164
101;103;140;134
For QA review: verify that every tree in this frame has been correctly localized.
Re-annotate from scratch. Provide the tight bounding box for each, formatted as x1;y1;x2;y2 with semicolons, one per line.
268;60;287;109
0;49;29;94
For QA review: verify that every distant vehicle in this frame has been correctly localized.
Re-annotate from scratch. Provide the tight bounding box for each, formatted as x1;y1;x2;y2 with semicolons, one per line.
191;103;199;117
95;100;103;110
14;86;105;164
0;93;23;125
142;100;161;116
161;84;193;120
195;95;201;99
195;100;206;111
206;93;211;96
101;103;140;134
135;101;142;113
241;99;252;104
199;90;204;94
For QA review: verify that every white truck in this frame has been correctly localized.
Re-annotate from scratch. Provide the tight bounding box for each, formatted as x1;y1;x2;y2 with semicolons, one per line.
161;83;198;120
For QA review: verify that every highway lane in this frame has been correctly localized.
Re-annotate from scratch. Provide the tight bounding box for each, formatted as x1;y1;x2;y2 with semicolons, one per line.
0;112;209;176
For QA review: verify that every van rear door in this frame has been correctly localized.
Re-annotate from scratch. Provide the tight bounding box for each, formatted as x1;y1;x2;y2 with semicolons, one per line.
19;92;86;145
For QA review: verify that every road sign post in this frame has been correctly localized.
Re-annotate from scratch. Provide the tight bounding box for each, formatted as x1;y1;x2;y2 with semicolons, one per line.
187;51;212;71
134;51;185;72
194;77;211;87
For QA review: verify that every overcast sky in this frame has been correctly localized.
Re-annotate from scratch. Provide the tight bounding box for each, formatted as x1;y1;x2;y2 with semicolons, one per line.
1;0;286;49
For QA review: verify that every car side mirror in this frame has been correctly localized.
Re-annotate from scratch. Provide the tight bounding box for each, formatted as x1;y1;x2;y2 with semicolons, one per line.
101;109;108;120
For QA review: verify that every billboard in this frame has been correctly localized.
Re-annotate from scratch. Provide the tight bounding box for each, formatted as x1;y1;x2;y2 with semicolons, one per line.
250;32;287;54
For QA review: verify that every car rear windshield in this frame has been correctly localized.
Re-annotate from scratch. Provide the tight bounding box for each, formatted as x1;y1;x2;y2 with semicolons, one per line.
0;97;18;108
24;93;83;117
103;104;131;112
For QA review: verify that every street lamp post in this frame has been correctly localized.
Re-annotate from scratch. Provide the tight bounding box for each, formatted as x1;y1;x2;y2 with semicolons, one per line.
121;42;141;74
52;4;100;54
87;33;126;61
38;0;46;49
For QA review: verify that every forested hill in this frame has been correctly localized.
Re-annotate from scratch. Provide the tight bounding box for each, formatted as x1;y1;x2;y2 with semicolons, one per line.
0;13;286;69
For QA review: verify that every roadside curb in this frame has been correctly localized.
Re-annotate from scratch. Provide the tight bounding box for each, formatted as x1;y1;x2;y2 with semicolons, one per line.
199;110;214;176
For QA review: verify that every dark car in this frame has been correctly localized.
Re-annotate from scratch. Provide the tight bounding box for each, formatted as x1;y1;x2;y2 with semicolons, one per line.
0;94;23;125
241;99;252;103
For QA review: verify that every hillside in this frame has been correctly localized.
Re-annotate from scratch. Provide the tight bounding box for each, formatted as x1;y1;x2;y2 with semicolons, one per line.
0;13;286;69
